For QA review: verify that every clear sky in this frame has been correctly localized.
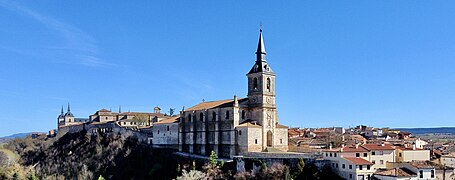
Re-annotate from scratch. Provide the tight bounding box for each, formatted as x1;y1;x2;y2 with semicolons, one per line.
1;1;454;136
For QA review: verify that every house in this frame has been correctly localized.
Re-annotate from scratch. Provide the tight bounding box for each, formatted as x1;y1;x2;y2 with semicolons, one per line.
395;145;430;162
440;154;455;168
414;138;428;149
337;157;375;180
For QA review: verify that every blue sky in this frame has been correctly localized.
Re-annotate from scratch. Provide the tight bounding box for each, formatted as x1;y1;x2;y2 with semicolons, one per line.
1;1;454;136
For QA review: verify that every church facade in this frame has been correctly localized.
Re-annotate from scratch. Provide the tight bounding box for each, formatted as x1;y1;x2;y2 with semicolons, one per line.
178;29;288;158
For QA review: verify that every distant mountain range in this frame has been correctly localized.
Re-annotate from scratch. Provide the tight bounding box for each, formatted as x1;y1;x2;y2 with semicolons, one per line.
0;132;33;144
397;127;455;135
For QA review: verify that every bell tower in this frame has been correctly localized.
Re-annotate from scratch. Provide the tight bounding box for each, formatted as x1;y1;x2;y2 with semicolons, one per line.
247;29;276;110
247;29;278;150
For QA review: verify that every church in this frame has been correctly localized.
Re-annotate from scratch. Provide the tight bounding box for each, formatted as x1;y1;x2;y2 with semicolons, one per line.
177;29;289;158
56;29;289;159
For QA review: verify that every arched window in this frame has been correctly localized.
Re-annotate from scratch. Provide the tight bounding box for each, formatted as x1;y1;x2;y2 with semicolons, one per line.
225;111;230;120
239;130;242;136
241;110;245;119
253;77;258;89
212;112;216;121
188;114;192;122
266;78;271;92
167;126;170;131
199;112;204;122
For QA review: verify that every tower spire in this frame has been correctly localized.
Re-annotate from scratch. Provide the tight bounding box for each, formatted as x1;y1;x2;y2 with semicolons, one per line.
256;28;266;62
67;103;71;112
248;28;273;74
61;105;64;114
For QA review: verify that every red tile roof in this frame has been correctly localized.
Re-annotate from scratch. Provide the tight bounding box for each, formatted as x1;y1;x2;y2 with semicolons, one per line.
276;124;288;128
362;144;395;150
154;116;180;124
409;161;434;169
186;98;247;111
343;157;374;165
374;168;416;177
237;122;261;128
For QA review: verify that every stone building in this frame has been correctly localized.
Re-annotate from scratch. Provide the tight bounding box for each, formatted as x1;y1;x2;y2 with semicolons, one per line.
178;29;288;158
57;104;88;128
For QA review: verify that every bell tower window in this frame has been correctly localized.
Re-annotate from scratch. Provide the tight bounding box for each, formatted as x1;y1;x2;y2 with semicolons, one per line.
241;110;245;120
266;78;271;92
253;77;258;90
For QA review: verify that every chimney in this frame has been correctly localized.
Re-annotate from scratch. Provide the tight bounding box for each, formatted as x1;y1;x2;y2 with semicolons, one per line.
355;144;360;149
329;144;333;150
413;144;416;150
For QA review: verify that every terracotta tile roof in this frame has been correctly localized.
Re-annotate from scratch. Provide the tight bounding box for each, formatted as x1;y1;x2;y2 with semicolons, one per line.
374;168;416;177
276;124;288;128
186;98;247;111
237;122;261;128
98;108;110;112
154;116;180;124
343;145;369;152
362;144;395;150
409;161;434;169
397;146;424;151
343;157;374;165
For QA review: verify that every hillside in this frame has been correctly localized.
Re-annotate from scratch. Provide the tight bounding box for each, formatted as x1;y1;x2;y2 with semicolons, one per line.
2;131;179;180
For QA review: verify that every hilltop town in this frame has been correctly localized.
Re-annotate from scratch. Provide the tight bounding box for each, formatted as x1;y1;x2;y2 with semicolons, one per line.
38;30;455;180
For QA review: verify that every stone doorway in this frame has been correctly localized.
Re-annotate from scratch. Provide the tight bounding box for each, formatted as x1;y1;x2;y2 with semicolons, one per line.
267;131;272;147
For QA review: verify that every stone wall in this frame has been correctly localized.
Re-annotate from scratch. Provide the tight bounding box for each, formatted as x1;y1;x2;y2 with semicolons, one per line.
152;123;179;148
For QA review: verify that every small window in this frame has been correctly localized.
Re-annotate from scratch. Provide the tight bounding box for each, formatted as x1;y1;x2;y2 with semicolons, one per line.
241;110;245;119
105;117;108;120
188;114;192;122
253;77;258;89
359;165;363;170
342;164;345;169
367;165;370;170
349;165;352;169
239;130;242;136
330;153;332;157
336;163;338;168
167;126;170;131
349;174;352;178
266;78;271;92
356;153;360;157
399;153;402;157
372;151;376;155
419;170;423;178
157;130;160;134
212;112;216;121
380;160;384;165
363;153;367;157
280;139;283;144
334;153;337;157
225;111;230;119
255;139;258;144
326;153;328;157
199;112;204;121
372;160;376;164
431;170;434;178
